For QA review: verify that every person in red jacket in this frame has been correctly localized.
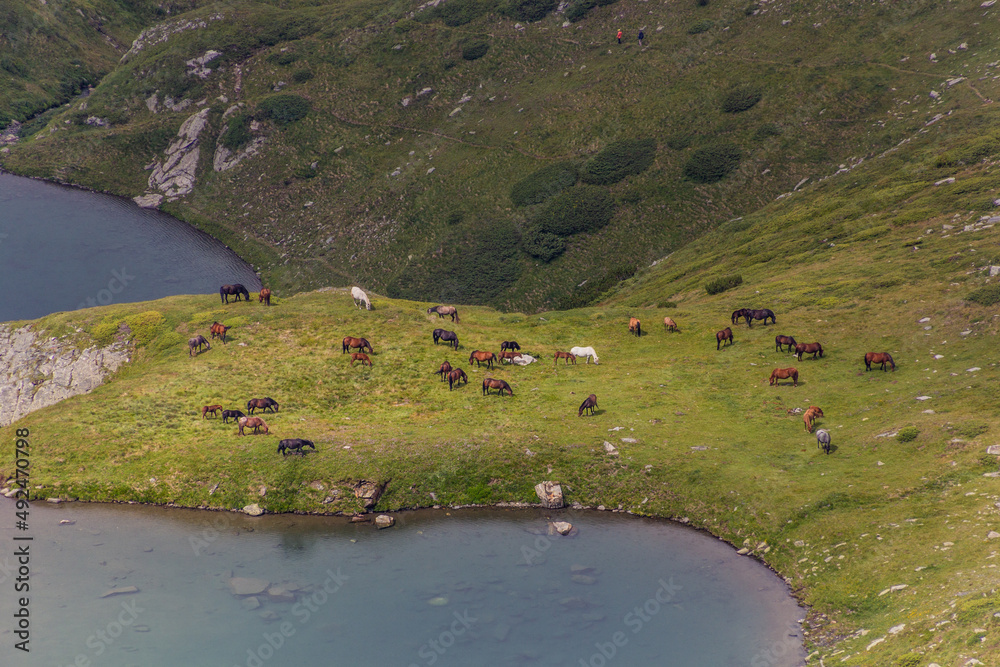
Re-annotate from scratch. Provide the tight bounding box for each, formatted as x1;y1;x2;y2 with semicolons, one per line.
617;29;623;44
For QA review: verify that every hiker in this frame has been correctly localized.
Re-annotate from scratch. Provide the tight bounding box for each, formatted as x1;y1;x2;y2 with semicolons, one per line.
617;29;623;44
638;29;645;47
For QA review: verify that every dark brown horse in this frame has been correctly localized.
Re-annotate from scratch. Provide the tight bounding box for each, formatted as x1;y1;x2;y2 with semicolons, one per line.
731;308;750;325
188;335;210;356
578;394;598;417
500;341;521;352
220;284;250;304
342;336;374;354
794;342;824;360
447;368;468;390
433;329;459;350
554;351;577;365
202;404;223;419
210;321;231;344
222;409;245;424
864;352;895;372
716;327;734;350
238;416;269;436
278;439;315;456
247;397;279;414
629;317;641;337
775;335;797;352
769;367;799;386
745;309;776;327
482;377;513;396
469;350;496;369
436;361;453;381
259;288;271;306
428;305;460;322
350;353;373;367
499;351;520;364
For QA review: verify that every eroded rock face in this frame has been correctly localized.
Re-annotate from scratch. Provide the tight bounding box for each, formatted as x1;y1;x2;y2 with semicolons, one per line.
147;108;211;199
0;325;130;427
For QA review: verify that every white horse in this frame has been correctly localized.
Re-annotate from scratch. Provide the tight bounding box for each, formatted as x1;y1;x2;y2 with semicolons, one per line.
351;286;372;311
570;346;599;364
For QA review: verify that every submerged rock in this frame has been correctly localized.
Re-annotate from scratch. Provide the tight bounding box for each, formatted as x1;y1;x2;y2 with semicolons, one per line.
228;577;269;596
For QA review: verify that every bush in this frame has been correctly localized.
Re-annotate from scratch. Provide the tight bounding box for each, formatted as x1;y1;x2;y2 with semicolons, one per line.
501;0;558;22
510;161;578;207
565;0;596;22
704;274;743;295
754;122;782;139
688;19;713;34
955;422;989;439
966;284;1000;306
424;0;497;26
893;655;922;667
665;133;693;150
521;228;566;261
657;301;677;308
220;112;253;151
462;42;489;61
534;186;615;236
291;69;313;83
580;138;656;185
256;94;309;126
124;311;166;346
721;85;763;113
683;143;742;183
896;426;919;443
267;51;301;66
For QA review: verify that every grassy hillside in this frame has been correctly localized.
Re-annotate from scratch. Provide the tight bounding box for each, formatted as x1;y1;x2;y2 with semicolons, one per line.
5;0;1000;308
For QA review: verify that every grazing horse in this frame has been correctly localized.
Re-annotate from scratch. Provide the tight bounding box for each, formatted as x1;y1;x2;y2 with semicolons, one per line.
554;351;577;365
342;336;374;354
247;397;279;415
864;352;895;372
220;284;250;304
716;327;733;350
202;404;223;419
775;335;797;353
500;341;521;352
803;406;824;433
745;309;776;327
210;321;231;344
436;361;453;381
569;346;599;364
663;317;679;333
238;416;269;436
816;429;832;455
350;353;373;367
188;335;210;357
447;368;468;390
578;394;598;417
428;305;460;322
629;317;641;337
433;329;459;350
769;367;799;387
469;350;497;369
278;439;315;456
499;351;521;364
482;377;513;396
795;342;824;360
259;288;271;306
351;286;373;311
731;308;750;325
222;409;245;424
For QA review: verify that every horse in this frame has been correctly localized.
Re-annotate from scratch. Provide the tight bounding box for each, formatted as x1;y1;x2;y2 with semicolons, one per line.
188;335;210;357
448;368;468;390
278;439;315;456
247;397;279;415
499;351;521;364
716;327;733;350
482;377;513;396
629;317;641;337
816;429;832;455
578;394;598;417
731;308;750;325
350;353;373;367
769;367;798;386
663;317;679;333
469;350;496;369
238;416;269;436
222;409;245;424
569;346;599;364
775;335;797;353
220;284;250;304
803;406;824;433
554;351;577;365
342;336;374;354
202;404;223;419
351;286;373;311
500;341;521;352
210;321;231;344
864;352;895;372
428;305;459;322
744;309;776;327
433;329;459;350
259;288;271;306
436;361;453;381
795;342;824;360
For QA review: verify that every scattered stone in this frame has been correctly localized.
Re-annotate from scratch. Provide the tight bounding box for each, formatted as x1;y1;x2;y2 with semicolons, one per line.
59;519;75;525
736;548;749;555
242;503;264;516
878;584;908;596
690;445;708;451
918;317;930;323
535;481;565;509
602;441;619;456
987;445;1000;455
229;578;270;596
987;531;1000;539
266;586;296;603
929;90;941;100
866;636;885;650
934;177;954;185
46;497;62;504
888;623;905;634
572;574;597;585
982;0;996;6
375;515;395;529
620;437;637;444
551;521;573;535
915;396;932;401
241;596;261;610
100;586;140;598
428;596;448;606
353;480;387;510
967;367;981;373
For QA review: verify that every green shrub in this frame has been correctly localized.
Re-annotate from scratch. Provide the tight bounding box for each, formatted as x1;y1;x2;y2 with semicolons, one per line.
534;186;615;236
683;143;742;183
521;228;566;261
896;426;919;443
955;422;989;439
291;69;313;83
267;51;301;66
501;0;558;22
665;133;693;150
510;161;578;207
721;85;763;113
966;284;1000;306
688;19;713;34
705;274;743;295
124;311;166;346
424;0;497;26
256;94;309;126
754;122;782;138
657;301;678;308
220;112;253;151
893;655;922;667
462;42;490;61
566;0;596;21
580;138;656;185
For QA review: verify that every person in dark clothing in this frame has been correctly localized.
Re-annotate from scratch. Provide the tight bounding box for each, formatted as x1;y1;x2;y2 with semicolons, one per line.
638;29;645;47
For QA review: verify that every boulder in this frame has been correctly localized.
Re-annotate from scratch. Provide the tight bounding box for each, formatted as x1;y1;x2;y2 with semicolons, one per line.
550;521;573;535
228;577;269;596
375;515;395;529
535;481;565;509
242;503;264;516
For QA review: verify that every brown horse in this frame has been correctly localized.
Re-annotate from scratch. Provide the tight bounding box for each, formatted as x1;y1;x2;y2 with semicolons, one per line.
499;351;520;364
554;351;577;365
803;406;824;433
210;321;231;344
769;367;799;386
247;397;279;414
578;394;598;417
775;335;797;352
795;342;824;360
629;317;641;337
342;336;374;354
716;327;733;350
351;353;373;367
469;350;496;369
259;288;271;306
238;416;269;436
428;305;460;322
864;352;895;372
447;368;468;390
436;361;453;381
202;404;223;419
663;317;679;333
482;377;513;396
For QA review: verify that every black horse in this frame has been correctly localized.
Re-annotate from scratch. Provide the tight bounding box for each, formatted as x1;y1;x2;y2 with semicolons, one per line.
247;397;280;415
222;409;246;424
278;439;315;456
500;341;521;352
433;328;459;350
731;308;750;325
744;309;776;327
220;284;250;304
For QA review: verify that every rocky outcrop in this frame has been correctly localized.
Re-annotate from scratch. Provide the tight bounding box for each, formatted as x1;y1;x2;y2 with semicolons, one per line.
535;481;565;508
121;14;224;63
146;108;211;200
0;325;130;427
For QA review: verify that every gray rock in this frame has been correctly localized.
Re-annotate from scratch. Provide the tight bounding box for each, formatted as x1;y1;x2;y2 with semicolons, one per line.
375;515;395;529
603;441;618;456
242;503;264;516
100;586;139;598
133;194;163;209
535;481;565;509
550;521;572;535
988;531;1000;539
228;577;269;596
240;596;261;610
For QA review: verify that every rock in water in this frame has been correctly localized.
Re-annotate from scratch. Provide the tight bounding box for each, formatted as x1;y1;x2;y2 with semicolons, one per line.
242;503;264;516
228;577;269;596
535;481;565;509
551;521;573;535
99;586;139;598
375;515;395;529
